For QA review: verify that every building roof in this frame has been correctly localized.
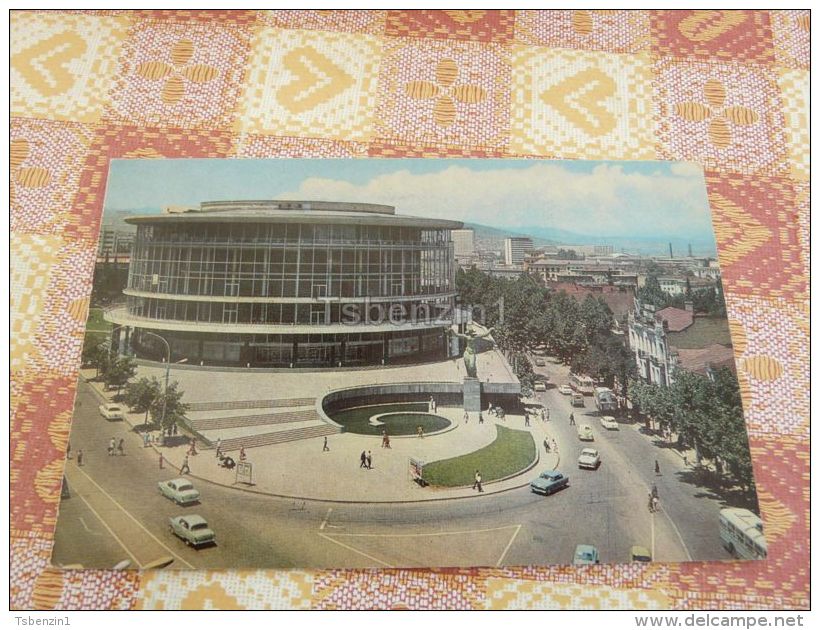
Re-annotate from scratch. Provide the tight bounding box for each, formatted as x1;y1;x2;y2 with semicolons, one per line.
655;306;694;332
125;200;463;230
667;316;733;348
674;344;737;376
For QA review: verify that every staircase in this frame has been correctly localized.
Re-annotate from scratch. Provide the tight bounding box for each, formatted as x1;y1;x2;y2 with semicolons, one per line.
205;424;340;452
189;408;320;432
187;397;315;412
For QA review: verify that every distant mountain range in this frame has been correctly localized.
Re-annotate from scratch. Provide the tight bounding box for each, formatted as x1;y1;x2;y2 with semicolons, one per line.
465;222;717;257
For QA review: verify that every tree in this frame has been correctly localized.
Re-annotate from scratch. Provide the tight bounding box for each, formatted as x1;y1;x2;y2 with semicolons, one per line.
510;351;536;397
103;355;137;396
557;248;580;260
572;335;636;395
149;381;189;432
123;377;162;425
82;341;112;379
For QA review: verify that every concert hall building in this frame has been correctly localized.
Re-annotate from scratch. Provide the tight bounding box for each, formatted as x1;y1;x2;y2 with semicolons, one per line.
105;200;462;367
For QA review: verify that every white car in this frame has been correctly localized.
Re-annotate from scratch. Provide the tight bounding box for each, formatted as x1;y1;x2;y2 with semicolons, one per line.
600;416;619;431
578;448;601;470
534;381;547;392
558;385;573;395
99;403;124;420
577;425;594;441
158;478;201;505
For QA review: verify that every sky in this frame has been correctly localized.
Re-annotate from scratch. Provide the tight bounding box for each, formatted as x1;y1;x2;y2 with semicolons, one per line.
104;158;715;243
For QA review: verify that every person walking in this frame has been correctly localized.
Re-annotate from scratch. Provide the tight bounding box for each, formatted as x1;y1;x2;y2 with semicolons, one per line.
159;453;164;469
524;412;530;427
66;442;72;460
655;459;661;476
543;438;550;453
188;439;198;456
108;437;115;456
180;455;190;475
546;407;550;421
383;434;391;449
366;451;373;470
463;410;469;424
215;437;222;458
117;438;125;456
360;450;367;468
651;483;659;499
240;446;247;460
472;470;483;493
322;437;329;452
648;492;655;513
478;412;484;424
77;449;84;467
569;413;575;426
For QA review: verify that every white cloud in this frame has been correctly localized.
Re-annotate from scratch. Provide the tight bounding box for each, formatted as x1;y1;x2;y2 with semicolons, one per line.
280;162;713;239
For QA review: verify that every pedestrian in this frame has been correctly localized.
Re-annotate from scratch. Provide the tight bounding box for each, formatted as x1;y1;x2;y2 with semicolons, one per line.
655;459;661;476
77;449;84;467
551;438;557;452
569;412;575;426
159;453;164;469
478;412;484;424
117;438;125;456
384;434;391;449
143;433;149;448
652;495;660;512
188;439;197;456
546;407;550;421
215;438;222;458
322;437;329;452
240;446;247;460
683;454;688;467
417;425;424;439
180;455;190;475
108;437;115;456
381;430;388;448
648;492;655;513
463;410;469;424
472;470;483;493
66;442;72;460
366;451;372;470
360;450;367;468
172;424;178;436
543;438;550;453
524;413;530;427
651;483;658;499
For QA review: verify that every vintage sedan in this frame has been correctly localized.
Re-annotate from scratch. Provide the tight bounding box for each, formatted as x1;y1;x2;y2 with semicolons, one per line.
573;544;600;565
577;425;594;441
158;478;201;505
600;416;619;431
578;448;601;470
558;385;573;395
530;470;569;496
99;403;124;420
534;357;547;367
168;515;215;548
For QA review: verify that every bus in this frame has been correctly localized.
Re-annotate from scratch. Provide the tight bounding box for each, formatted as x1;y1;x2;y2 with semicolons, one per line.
594;387;618;412
569;373;596;396
719;508;767;560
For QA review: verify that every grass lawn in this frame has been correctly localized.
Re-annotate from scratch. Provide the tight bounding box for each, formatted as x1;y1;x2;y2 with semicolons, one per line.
86;307;112;332
423;425;536;487
330;402;450;435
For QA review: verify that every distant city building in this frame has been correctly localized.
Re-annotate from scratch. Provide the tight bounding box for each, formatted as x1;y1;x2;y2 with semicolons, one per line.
657;276;716;296
97;228;135;258
451;228;476;263
504;237;533;265
561;244;614;256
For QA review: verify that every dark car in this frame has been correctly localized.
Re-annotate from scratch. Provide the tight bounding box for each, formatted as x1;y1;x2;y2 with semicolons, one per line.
530;470;569;495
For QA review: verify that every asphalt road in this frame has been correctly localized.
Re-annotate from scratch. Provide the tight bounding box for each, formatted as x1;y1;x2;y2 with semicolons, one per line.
52;375;726;570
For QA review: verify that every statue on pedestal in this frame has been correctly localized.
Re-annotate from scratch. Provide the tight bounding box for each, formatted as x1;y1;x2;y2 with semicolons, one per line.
451;326;496;378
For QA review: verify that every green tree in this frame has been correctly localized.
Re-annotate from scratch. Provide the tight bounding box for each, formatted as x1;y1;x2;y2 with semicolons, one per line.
123;376;162;425
572;335;636;395
103;355;137;396
149;381;189;432
82;341;112;379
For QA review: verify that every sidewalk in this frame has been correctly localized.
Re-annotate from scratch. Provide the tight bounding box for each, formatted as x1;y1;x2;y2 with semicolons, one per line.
82;372;560;504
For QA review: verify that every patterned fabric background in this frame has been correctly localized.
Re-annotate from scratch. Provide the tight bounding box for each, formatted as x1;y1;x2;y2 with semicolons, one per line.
9;9;809;610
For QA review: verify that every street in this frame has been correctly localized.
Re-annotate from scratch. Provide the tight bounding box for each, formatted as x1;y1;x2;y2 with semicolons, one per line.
53;375;729;569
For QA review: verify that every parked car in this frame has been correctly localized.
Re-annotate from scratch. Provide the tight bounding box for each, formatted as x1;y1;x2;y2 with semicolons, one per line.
577;425;594;441
99;403;124;420
535;357;546;367
630;545;652;563
530;470;569;496
558;385;573;395
168;515;215;548
600;416;619;431
158;478;201;505
578;448;601;470
573;544;600;565
533;381;547;392
571;393;585;407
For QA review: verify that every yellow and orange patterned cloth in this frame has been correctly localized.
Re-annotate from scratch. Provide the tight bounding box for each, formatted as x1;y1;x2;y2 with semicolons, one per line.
10;10;809;610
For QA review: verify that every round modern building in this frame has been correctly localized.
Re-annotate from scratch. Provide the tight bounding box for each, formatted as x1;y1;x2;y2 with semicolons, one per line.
106;200;463;368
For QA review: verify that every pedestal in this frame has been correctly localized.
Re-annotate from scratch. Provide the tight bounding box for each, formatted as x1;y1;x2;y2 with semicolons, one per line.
463;376;482;412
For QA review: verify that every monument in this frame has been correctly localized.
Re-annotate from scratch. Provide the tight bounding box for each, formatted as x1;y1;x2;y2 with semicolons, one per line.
451;326;496;412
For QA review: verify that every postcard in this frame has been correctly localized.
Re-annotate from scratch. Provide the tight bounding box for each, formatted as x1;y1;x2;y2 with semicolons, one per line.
52;158;764;570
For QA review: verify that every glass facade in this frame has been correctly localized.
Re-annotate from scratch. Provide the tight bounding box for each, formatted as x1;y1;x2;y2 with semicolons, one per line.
113;206;459;367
